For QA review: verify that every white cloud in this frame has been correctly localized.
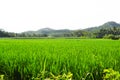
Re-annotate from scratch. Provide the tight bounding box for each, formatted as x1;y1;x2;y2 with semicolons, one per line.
0;0;120;32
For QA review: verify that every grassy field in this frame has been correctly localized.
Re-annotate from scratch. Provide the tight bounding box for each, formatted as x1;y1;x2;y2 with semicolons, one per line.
0;39;120;80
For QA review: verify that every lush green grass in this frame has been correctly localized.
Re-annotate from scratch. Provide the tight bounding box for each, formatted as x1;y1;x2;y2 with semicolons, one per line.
0;39;120;80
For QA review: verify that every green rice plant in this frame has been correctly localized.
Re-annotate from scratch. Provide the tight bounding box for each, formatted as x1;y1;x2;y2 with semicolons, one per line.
103;68;120;80
0;39;120;80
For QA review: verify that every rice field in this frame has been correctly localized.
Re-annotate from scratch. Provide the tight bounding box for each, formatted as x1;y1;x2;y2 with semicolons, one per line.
0;39;120;80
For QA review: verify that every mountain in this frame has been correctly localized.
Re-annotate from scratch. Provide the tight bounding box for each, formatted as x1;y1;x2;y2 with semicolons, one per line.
36;28;55;34
22;21;120;36
100;21;120;29
22;28;72;36
84;21;120;32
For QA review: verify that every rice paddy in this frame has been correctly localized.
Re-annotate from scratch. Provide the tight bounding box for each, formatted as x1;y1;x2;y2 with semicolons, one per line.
0;39;120;80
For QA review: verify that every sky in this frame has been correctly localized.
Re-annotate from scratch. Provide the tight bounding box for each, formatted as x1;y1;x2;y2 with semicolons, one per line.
0;0;120;33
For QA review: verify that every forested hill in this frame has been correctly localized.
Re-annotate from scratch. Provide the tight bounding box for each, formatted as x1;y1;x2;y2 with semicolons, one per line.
22;28;71;35
22;21;120;34
83;21;120;32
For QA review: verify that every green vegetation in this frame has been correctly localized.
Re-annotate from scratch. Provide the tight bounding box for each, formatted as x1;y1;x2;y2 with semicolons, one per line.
103;68;120;80
0;39;120;80
0;21;120;39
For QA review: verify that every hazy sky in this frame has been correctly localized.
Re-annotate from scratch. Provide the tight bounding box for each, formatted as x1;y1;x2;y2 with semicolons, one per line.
0;0;120;32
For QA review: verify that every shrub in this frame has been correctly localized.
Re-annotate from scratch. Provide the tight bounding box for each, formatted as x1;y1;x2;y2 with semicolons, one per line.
103;34;114;39
103;34;119;40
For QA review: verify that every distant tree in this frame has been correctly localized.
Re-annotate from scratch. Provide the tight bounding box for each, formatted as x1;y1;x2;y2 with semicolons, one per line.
73;30;90;38
0;29;10;37
63;33;73;37
41;34;48;37
96;27;120;39
73;30;84;37
103;34;114;39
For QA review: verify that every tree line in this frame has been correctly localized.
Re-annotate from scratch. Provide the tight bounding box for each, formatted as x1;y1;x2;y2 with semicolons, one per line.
0;27;120;39
96;27;120;39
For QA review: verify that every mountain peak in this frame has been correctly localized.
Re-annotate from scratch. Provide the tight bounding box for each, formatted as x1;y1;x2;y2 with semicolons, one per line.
102;21;120;27
37;28;54;31
83;21;120;32
105;21;117;24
